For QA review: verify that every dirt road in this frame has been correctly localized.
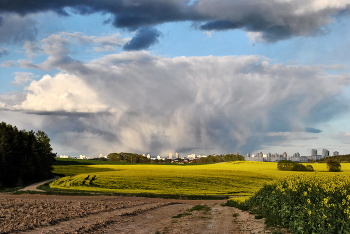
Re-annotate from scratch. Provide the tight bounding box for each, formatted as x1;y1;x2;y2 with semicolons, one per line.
0;194;287;234
19;176;60;192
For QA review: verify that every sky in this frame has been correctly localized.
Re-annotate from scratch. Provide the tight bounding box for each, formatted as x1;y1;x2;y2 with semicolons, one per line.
1;0;350;157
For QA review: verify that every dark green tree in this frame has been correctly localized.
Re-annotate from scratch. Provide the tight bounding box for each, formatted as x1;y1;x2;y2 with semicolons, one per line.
107;152;151;163
0;122;56;188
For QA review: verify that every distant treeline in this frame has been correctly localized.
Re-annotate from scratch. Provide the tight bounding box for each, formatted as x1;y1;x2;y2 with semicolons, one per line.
192;154;244;163
107;152;151;163
318;155;350;163
0;122;56;188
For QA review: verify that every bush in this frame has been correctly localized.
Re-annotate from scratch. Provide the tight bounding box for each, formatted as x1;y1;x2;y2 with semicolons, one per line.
277;160;295;171
327;160;341;172
277;160;314;171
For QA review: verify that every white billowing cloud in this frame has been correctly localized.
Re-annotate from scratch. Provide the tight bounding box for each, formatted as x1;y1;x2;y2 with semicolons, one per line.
0;92;27;109
4;51;348;156
15;73;110;113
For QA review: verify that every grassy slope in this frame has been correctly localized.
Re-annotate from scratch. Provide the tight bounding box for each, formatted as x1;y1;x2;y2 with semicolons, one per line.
51;160;350;197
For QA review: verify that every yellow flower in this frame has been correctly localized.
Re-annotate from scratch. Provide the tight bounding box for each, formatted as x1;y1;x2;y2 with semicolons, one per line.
323;198;329;205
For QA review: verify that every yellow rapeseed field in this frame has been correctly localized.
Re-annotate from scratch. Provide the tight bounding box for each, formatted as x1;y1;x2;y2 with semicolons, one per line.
50;161;350;196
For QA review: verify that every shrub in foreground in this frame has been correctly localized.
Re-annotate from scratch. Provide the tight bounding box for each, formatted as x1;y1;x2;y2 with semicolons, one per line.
227;175;350;233
327;160;341;172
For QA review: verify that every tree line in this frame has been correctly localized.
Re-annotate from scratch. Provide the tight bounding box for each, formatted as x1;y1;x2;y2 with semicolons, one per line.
192;154;245;163
0;122;56;188
107;152;151;163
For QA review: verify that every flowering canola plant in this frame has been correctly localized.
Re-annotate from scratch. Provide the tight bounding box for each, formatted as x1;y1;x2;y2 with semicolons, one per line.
234;175;350;233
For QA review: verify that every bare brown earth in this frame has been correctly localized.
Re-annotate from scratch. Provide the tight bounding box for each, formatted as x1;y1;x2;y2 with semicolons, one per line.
0;194;289;234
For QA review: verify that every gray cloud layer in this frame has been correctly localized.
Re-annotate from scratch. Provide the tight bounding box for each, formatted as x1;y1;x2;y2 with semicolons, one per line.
1;32;348;155
0;13;37;44
0;0;350;43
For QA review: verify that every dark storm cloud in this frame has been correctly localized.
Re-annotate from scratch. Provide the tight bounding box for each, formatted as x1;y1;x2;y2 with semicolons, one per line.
305;127;322;133
200;20;242;31
0;0;349;42
0;47;8;57
123;27;161;51
0;0;192;29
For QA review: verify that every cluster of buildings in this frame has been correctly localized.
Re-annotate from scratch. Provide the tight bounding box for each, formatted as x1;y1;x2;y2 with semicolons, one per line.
58;152;209;162
58;154;107;159
244;149;339;162
143;153;208;162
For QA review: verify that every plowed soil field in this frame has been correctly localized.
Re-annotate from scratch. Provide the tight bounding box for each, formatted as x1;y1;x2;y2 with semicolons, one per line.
0;194;287;234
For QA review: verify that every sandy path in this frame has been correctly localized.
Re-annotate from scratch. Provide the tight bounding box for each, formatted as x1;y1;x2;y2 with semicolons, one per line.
19;176;60;192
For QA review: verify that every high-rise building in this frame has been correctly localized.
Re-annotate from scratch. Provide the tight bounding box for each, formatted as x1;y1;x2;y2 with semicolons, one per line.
333;151;339;156
176;152;179;158
169;152;173;159
188;154;196;158
246;153;251;157
311;149;317;156
282;152;287;157
322;149;329;157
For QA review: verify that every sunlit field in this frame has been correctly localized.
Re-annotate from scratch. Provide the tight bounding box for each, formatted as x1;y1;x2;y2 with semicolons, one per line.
50;161;350;197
